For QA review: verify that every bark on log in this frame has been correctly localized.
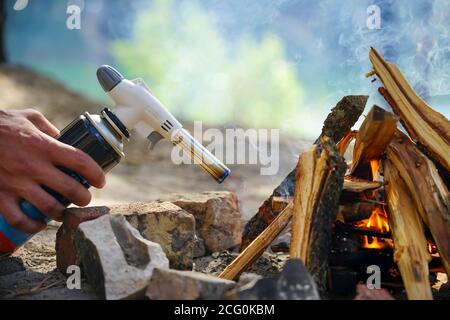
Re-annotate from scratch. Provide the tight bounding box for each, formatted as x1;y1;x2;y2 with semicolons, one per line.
219;202;293;281
351;105;398;179
370;48;450;184
240;95;368;250
290;136;347;291
386;130;450;276
383;159;433;300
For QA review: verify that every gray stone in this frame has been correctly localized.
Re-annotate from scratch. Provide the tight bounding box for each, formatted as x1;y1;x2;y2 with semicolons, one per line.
228;259;320;300
114;202;196;270
194;250;288;278
193;234;206;258
146;268;236;300
59;202;196;270
159;191;244;252
74;214;169;300
0;257;25;276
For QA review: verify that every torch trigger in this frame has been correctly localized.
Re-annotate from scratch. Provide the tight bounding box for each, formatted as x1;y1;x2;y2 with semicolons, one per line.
147;131;164;150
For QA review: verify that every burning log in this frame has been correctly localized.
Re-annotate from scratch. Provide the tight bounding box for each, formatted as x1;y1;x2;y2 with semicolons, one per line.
386;131;450;276
219;202;293;281
290;136;347;290
369;48;450;185
383;159;433;300
240;95;368;250
351;105;398;179
339;202;379;223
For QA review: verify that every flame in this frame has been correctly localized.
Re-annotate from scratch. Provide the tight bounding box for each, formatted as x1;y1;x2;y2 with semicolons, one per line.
358;207;391;249
427;242;437;254
370;159;380;180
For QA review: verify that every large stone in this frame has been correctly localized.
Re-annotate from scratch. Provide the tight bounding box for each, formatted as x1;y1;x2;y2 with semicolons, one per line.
56;206;108;272
115;202;195;270
159;192;244;252
56;201;195;271
74;214;169;300
146;268;235;300
226;259;320;300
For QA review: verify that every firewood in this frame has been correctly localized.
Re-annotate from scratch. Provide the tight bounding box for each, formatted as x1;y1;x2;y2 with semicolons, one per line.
290;136;347;290
337;130;357;156
343;176;382;193
351;105;398;179
383;159;433;300
241;95;367;250
369;48;450;181
339;202;379;223
219;202;293;281
271;196;293;213
386;130;450;276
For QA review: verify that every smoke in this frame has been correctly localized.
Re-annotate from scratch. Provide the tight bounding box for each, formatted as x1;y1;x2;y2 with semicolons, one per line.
301;0;450;105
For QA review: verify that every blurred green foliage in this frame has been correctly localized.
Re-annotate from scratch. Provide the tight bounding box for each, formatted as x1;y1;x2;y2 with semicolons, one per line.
112;0;306;135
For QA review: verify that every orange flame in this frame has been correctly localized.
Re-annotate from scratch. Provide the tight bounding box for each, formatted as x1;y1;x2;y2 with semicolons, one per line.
370;159;380;180
359;207;391;249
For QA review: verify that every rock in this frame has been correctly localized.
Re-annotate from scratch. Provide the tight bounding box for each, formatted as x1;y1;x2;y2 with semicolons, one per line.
0;257;25;276
270;227;291;253
193;234;206;258
117;202;195;270
56;201;195;271
227;259;320;300
74;214;169;300
146;268;235;300
194;250;289;277
159;191;244;252
56;206;109;272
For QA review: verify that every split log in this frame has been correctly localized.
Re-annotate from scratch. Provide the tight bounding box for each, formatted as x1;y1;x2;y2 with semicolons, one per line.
383;159;433;300
369;48;450;184
290;136;347;291
386;130;450;276
351;105;398;179
343;176;382;193
337;130;357;156
219;202;293;281
240;95;368;250
271;196;293;213
339;202;379;223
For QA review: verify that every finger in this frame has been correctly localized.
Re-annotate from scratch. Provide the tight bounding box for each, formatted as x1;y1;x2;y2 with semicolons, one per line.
49;141;106;188
24;109;60;138
36;165;92;207
21;183;65;221
0;193;46;233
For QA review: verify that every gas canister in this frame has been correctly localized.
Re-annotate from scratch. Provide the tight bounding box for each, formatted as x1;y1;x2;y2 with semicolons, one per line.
0;108;128;255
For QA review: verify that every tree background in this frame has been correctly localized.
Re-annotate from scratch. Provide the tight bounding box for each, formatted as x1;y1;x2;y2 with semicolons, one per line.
3;0;450;139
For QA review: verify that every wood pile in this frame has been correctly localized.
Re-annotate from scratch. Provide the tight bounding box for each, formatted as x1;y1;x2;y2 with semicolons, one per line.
221;48;449;300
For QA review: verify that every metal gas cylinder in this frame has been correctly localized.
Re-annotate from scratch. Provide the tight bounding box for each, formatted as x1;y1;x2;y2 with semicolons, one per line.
0;108;128;255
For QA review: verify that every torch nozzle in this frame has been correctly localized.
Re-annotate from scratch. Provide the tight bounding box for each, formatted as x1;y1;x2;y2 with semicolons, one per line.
172;129;230;183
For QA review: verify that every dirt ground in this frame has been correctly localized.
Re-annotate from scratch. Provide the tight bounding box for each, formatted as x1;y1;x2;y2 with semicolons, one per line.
0;64;311;299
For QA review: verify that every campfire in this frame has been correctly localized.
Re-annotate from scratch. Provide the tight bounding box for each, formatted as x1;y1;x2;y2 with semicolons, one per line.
220;48;449;300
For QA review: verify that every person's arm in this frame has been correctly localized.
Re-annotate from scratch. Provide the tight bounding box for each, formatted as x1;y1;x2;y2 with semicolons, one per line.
0;109;105;233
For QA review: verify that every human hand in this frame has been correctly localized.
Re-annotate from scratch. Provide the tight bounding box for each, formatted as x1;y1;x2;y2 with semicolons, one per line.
0;109;105;233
